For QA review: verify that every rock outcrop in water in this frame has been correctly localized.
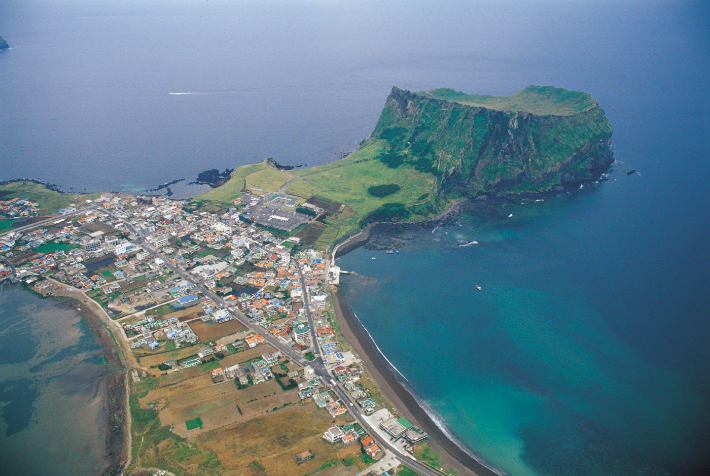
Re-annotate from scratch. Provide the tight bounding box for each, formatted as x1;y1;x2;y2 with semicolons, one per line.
0;36;9;50
369;85;613;197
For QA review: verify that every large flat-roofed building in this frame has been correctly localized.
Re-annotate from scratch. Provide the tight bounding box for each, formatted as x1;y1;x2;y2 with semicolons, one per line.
82;239;102;252
403;426;428;444
380;417;407;438
153;235;169;248
247;205;311;231
178;294;199;305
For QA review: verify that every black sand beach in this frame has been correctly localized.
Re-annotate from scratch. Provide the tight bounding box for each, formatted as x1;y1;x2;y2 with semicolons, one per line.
331;289;499;476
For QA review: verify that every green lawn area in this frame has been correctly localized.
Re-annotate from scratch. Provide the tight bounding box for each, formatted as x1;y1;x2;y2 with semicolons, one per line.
397;468;423;476
34;242;79;253
414;444;442;466
291;140;388;177
200;360;222;373
0;220;15;230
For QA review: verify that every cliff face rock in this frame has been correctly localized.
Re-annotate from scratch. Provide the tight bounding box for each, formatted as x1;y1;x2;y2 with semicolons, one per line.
370;86;613;196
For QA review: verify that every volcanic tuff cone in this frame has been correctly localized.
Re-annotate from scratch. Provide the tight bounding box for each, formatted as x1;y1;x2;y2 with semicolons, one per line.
369;85;613;196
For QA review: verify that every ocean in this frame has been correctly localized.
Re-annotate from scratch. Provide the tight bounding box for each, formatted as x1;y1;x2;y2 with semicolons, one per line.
0;284;107;476
1;0;708;475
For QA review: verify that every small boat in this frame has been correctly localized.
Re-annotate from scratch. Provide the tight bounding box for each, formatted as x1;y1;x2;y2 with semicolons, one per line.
476;285;482;291
508;213;513;218
386;250;395;254
371;257;376;260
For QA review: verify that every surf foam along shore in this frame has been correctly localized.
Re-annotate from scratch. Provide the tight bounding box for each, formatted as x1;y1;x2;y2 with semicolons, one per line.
331;288;502;476
353;309;506;476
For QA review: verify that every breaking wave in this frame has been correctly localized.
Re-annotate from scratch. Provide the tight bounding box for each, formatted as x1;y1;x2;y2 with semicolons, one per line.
354;313;409;383
351;312;506;476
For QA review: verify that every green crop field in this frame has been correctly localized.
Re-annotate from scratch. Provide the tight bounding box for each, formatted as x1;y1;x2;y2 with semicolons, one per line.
0;220;15;230
185;417;203;430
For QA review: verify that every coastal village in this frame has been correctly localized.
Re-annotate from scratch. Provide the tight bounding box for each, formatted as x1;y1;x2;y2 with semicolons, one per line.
0;185;444;476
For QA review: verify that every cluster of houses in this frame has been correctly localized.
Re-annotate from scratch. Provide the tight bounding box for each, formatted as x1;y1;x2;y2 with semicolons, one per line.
0;231;16;251
2;192;333;355
322;425;384;460
125;316;199;350
205;349;282;385
0;208;165;294
0;197;39;218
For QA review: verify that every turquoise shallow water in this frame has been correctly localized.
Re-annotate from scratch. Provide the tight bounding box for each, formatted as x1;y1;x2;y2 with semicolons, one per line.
339;184;710;475
0;285;107;476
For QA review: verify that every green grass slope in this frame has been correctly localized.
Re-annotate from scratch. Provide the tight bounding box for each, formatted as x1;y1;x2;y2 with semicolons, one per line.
0;181;100;214
424;85;597;116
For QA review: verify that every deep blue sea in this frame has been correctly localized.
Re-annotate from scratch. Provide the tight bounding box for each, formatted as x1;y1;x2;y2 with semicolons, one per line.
1;1;709;475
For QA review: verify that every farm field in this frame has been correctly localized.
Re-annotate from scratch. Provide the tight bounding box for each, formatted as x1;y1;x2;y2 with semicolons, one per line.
203;404;365;476
160;385;300;438
130;350;368;476
161;305;206;322
188;319;247;343
139;345;210;369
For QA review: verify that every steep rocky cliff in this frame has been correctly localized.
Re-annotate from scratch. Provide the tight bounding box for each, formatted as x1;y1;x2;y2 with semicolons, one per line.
369;86;613;197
